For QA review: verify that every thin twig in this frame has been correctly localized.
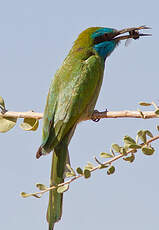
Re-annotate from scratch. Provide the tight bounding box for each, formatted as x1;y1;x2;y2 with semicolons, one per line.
151;101;159;110
0;111;43;119
0;110;158;121
26;134;159;197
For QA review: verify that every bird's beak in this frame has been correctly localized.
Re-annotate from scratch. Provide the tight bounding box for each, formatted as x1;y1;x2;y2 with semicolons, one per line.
112;25;151;42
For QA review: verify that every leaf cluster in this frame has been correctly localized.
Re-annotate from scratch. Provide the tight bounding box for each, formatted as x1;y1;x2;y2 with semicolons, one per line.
20;127;159;199
0;96;39;132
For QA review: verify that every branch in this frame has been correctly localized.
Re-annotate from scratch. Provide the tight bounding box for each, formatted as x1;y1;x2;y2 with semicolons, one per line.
0;111;43;119
21;133;159;198
0;110;158;121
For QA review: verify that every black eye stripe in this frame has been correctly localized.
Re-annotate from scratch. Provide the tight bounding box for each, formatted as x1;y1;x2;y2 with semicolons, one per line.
93;33;113;45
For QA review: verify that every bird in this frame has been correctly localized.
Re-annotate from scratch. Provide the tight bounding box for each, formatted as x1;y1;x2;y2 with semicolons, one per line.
36;25;150;229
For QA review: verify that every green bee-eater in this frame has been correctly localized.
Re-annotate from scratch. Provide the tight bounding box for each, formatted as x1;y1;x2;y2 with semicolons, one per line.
36;25;150;229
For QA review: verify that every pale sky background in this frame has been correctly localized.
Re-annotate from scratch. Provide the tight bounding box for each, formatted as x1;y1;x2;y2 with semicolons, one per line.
0;1;159;230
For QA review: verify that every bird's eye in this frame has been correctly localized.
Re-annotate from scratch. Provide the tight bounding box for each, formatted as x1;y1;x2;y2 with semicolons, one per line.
93;33;113;45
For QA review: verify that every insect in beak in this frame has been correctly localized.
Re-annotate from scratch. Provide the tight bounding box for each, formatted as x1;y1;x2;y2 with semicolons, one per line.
113;25;151;42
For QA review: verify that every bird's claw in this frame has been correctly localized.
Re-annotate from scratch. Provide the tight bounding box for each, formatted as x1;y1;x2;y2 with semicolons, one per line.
0;105;7;114
92;117;100;122
91;110;100;122
91;108;108;122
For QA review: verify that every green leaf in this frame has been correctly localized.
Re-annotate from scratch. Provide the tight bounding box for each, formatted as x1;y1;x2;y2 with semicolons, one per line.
20;192;41;198
145;130;153;138
137;130;143;137
124;136;136;148
66;164;76;176
124;136;136;144
36;183;47;191
128;144;141;149
84;169;91;179
137;130;153;143
123;154;135;163
76;167;83;175
142;146;155;155
65;172;75;178
57;184;69;193
21;192;31;198
100;152;114;158
139;102;152;106
0;97;15;132
0;117;17;133
111;144;121;153
155;109;159;115
156;125;159;132
137;130;147;143
0;96;5;110
84;162;94;170
20;118;39;131
107;166;115;175
120;147;127;155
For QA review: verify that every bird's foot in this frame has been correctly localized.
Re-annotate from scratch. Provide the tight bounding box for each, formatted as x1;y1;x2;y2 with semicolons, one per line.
91;108;108;122
91;110;100;122
0;105;7;114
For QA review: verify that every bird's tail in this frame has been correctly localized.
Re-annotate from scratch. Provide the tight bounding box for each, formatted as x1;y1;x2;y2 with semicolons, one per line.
47;142;68;230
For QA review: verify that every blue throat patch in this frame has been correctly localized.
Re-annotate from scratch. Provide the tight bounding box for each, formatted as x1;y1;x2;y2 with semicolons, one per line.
93;41;116;60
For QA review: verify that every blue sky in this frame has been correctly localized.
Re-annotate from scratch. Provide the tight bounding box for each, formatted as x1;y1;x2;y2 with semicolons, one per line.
0;1;159;230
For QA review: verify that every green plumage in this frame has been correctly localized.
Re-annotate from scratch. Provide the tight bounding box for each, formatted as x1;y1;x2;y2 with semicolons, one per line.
41;28;104;152
39;27;105;230
44;28;104;230
36;27;117;229
36;25;150;229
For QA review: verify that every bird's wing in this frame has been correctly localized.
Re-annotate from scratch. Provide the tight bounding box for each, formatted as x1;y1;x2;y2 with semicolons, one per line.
41;54;104;152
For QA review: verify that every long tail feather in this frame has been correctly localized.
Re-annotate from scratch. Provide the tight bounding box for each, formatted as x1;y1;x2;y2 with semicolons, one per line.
47;143;68;230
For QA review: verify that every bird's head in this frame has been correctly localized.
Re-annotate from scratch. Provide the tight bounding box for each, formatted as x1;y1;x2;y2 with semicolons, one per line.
73;26;151;60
